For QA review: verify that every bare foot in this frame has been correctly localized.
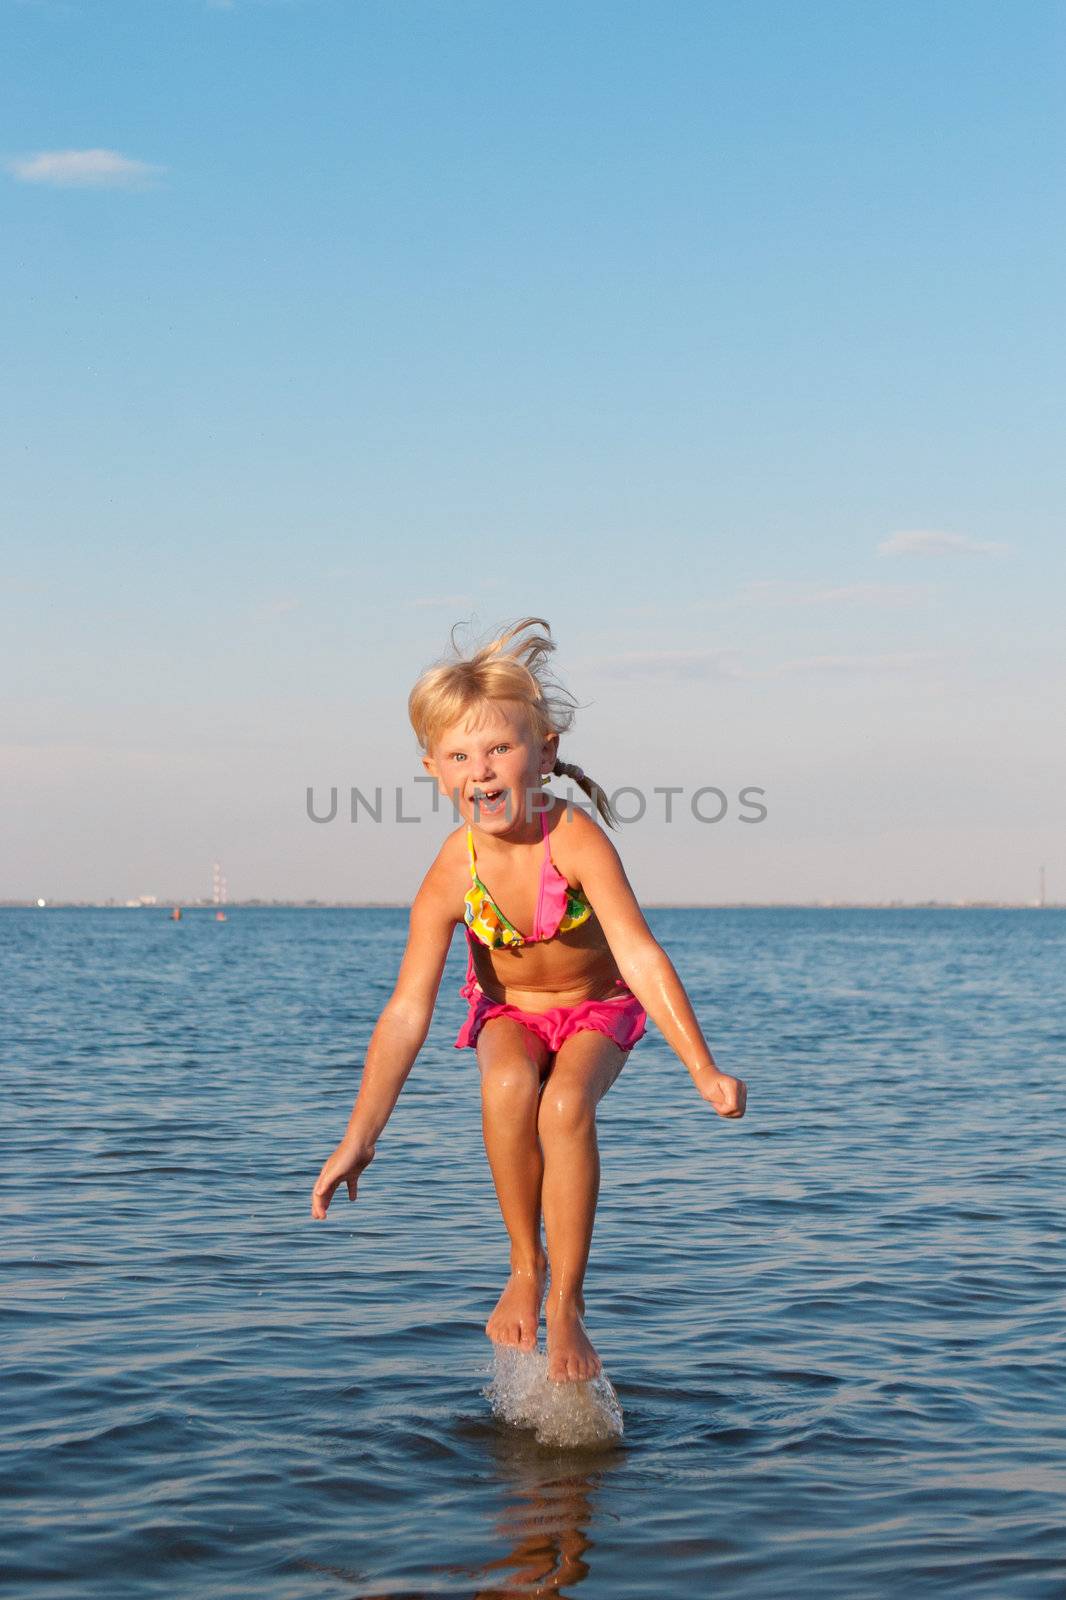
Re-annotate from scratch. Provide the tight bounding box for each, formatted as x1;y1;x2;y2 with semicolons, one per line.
486;1258;547;1352
545;1294;601;1383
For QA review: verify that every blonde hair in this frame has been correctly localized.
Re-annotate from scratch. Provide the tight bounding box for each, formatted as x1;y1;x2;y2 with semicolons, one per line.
408;615;620;828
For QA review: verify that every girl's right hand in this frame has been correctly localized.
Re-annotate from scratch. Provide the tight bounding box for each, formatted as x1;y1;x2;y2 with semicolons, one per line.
310;1140;376;1219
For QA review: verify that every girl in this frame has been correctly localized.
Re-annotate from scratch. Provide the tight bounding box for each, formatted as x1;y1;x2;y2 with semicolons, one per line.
311;617;746;1384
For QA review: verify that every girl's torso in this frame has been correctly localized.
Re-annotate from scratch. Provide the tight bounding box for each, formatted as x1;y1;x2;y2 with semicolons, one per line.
447;799;623;1009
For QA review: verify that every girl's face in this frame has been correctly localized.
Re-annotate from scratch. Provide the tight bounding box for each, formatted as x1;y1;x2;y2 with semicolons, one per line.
423;702;556;834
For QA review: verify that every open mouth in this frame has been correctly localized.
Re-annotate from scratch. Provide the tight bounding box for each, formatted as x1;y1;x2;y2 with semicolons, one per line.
472;789;507;813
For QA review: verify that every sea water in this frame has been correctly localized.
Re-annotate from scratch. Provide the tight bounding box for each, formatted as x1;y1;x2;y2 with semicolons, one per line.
3;906;1065;1597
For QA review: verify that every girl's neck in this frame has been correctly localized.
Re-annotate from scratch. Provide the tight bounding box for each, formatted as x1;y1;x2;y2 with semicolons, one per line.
471;795;552;854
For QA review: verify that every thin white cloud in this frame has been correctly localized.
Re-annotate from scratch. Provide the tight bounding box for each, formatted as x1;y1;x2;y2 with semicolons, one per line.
255;598;301;620
408;594;472;609
6;148;165;188
737;579;932;608
616;603;673;620
776;651;947;675
878;529;1008;558
578;647;744;681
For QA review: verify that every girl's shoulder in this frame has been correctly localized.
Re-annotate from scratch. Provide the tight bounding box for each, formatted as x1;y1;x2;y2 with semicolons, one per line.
546;797;606;872
410;825;472;924
422;821;471;864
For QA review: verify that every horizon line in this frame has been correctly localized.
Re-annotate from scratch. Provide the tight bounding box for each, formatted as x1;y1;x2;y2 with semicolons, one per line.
2;900;1060;912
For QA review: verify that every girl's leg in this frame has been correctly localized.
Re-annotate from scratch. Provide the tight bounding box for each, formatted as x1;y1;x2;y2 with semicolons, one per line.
537;1031;628;1382
476;1015;554;1350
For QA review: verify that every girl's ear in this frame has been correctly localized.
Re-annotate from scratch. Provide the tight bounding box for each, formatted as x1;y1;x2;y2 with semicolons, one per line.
421;753;438;780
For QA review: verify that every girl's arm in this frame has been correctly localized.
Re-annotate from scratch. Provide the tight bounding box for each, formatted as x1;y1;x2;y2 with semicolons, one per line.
311;856;460;1217
571;814;746;1118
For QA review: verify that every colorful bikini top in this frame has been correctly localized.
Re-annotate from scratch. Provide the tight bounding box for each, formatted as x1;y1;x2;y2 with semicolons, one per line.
463;808;593;949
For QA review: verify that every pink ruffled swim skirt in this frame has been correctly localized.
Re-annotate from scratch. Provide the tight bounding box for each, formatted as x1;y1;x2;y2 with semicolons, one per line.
454;978;648;1055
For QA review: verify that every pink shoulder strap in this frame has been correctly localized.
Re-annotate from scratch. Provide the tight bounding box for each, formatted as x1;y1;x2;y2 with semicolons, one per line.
532;804;554;940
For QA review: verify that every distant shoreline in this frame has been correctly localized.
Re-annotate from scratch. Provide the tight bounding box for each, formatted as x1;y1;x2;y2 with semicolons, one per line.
2;901;1061;912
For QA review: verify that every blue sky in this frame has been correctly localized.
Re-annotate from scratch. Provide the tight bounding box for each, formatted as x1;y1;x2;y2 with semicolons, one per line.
2;0;1063;904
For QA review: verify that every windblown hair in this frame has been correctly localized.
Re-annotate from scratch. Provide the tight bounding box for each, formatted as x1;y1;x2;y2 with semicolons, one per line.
408;615;619;828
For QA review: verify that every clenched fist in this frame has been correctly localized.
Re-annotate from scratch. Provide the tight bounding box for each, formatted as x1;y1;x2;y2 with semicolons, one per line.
698;1071;747;1119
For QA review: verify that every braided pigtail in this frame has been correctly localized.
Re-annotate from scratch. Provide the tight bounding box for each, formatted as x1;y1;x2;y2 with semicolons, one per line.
552;756;619;830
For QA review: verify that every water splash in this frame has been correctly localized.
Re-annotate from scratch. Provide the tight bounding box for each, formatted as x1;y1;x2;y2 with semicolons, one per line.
483;1346;624;1447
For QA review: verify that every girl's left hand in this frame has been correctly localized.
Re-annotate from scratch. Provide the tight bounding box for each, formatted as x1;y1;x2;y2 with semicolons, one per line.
699;1071;747;1118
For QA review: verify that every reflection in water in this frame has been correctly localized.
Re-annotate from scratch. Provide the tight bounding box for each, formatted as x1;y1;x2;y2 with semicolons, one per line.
297;1386;626;1599
472;1470;599;1595
298;1448;618;1600
293;1354;627;1599
462;1426;624;1598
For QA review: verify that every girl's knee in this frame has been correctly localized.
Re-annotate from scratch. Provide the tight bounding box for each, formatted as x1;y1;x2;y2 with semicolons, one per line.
538;1082;598;1138
480;1057;541;1117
